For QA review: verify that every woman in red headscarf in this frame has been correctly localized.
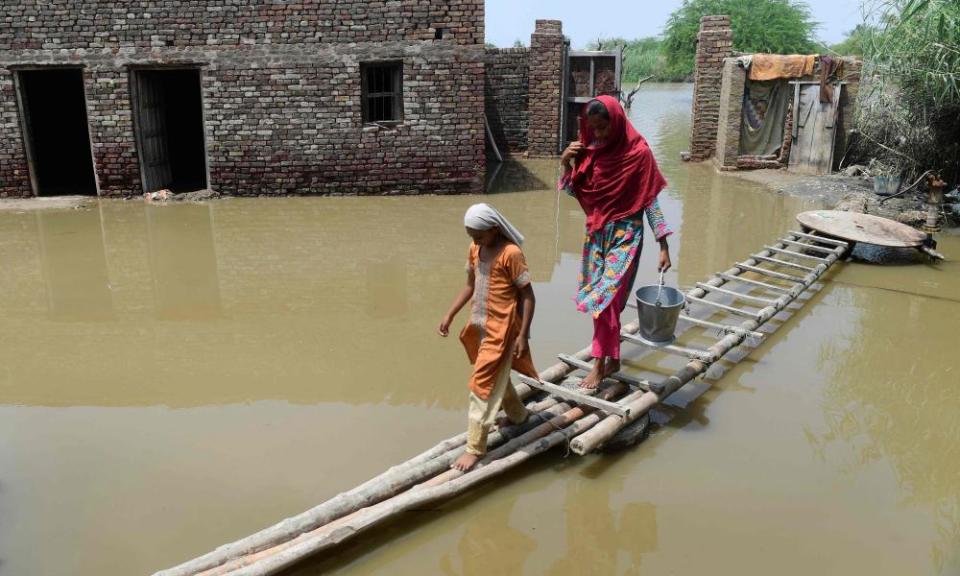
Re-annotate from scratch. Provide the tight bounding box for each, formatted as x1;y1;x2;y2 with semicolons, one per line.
559;95;673;390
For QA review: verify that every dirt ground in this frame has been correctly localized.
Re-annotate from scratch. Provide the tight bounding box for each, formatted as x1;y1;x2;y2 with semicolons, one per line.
0;195;94;211
725;167;958;229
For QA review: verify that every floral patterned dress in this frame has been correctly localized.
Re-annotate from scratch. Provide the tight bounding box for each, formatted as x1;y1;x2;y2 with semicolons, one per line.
559;173;672;318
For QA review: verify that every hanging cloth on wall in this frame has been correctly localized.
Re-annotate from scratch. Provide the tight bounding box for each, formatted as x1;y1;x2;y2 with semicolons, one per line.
748;54;816;81
818;56;845;103
740;79;791;156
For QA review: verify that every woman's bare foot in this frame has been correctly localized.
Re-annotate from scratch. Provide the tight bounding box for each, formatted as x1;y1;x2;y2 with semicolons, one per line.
452;452;480;472
581;357;621;390
580;357;606;390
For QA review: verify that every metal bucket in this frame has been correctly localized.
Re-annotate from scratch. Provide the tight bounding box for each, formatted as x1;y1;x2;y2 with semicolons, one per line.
635;284;685;344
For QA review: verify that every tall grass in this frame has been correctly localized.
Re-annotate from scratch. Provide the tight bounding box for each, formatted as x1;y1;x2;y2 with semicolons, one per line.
854;0;960;182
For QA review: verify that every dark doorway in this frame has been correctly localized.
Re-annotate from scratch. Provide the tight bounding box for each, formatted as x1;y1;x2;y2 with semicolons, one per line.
16;68;98;196
131;69;208;193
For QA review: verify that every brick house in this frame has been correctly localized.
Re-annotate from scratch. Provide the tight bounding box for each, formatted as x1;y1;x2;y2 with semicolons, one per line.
0;1;491;198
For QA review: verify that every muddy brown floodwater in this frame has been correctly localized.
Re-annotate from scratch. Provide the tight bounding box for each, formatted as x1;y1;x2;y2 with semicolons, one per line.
1;84;958;576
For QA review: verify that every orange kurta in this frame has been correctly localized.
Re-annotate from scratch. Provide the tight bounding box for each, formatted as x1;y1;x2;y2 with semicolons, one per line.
459;242;538;399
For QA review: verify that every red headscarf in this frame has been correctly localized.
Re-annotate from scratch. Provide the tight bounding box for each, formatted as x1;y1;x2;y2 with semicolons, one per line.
570;95;667;234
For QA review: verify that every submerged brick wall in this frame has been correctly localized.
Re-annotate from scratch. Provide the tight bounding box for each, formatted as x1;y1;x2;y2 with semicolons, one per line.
0;0;485;197
484;47;530;156
527;20;564;157
689;15;733;161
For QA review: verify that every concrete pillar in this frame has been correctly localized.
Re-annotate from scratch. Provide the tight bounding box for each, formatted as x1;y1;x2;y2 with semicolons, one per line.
715;57;746;169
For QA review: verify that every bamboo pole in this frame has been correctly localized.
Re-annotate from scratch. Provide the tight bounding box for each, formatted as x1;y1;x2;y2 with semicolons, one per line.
200;388;648;576
569;239;845;455
694;282;778;305
158;321;643;576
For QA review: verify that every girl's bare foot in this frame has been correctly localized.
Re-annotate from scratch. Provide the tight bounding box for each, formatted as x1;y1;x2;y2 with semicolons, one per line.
452;452;480;472
580;357;606;390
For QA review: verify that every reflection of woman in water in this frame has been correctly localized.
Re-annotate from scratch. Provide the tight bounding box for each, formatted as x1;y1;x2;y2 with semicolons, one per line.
559;95;673;390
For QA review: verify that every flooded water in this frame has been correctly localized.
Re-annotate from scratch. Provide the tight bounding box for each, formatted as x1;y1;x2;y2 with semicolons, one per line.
1;83;958;576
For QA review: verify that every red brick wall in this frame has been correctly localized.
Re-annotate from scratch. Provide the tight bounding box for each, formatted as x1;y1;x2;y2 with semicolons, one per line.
689;15;733;161
0;0;485;197
484;47;530;156
527;20;564;158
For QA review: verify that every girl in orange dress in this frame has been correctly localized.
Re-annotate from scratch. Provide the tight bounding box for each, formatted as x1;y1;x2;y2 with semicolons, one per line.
438;203;539;472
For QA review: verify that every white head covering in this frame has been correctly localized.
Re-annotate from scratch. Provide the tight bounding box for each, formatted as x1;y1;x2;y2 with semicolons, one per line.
463;203;525;246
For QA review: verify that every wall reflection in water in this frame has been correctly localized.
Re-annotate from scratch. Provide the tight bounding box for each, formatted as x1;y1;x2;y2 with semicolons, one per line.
145;204;222;321
36;209;114;321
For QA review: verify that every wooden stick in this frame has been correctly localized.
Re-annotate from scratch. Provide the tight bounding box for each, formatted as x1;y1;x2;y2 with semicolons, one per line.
778;238;837;254
695;282;778;305
734;263;806;283
762;245;830;263
513;373;630;417
556;354;649;390
750;254;819;272
202;388;644;576
787;230;849;246
483;114;502;163
619;331;718;363
154;328;626;576
716;273;793;294
685;295;761;320
677;314;765;340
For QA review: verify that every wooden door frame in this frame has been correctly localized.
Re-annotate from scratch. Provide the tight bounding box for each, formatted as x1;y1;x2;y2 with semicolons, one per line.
128;65;210;193
10;65;101;197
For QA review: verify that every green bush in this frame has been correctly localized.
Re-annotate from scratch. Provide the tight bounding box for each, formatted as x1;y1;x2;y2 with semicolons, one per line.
827;24;874;57
855;0;960;182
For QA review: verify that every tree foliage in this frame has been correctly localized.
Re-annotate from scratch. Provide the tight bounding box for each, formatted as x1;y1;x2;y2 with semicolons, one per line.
828;24;875;57
586;37;668;83
662;0;819;79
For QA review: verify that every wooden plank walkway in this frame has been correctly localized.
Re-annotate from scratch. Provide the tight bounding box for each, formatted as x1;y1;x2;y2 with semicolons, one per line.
155;229;849;576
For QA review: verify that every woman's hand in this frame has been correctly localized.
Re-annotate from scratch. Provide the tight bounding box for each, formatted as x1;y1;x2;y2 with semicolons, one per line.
561;141;583;170
514;334;529;358
658;241;672;272
438;315;453;337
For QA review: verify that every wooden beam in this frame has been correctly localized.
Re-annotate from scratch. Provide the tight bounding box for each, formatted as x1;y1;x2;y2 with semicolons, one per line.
778;238;837;254
788;230;849;246
751;254;818;272
483;114;502;163
513;373;630;417
716;273;793;294
762;245;830;262
686;295;762;320
735;262;806;283
677;314;765;340
620;331;718;363
557;354;649;390
695;282;778;305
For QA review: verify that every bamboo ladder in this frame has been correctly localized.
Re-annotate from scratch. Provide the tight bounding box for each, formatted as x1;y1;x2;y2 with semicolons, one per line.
156;230;848;576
